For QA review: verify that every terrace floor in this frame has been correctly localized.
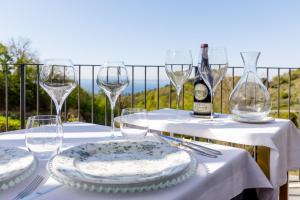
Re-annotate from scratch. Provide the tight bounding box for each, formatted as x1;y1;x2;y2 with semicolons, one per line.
289;175;300;199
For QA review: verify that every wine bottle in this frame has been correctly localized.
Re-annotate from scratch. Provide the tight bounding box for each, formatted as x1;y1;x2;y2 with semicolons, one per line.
193;44;211;116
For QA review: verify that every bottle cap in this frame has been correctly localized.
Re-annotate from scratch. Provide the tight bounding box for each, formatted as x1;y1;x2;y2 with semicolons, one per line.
201;43;208;48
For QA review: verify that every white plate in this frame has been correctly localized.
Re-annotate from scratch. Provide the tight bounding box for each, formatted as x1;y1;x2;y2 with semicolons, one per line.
0;147;36;190
48;141;197;193
232;116;274;124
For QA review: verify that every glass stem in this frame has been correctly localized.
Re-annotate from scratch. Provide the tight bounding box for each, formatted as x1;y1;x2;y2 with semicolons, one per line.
111;105;115;133
176;87;182;110
55;101;62;120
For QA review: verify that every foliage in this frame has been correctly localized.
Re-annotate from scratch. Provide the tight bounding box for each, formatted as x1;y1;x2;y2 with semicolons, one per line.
0;116;20;131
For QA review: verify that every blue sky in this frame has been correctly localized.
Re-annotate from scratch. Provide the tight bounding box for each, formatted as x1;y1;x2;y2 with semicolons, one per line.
1;0;300;69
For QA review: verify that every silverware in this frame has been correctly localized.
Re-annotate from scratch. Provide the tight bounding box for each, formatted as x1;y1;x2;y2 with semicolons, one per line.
180;143;218;158
159;134;222;157
21;185;62;200
182;139;222;155
12;175;44;200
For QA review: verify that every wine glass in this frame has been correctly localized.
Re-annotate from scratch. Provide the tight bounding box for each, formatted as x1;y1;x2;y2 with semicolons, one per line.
198;47;228;119
26;115;63;160
39;59;77;118
120;108;148;139
165;49;193;112
96;61;129;136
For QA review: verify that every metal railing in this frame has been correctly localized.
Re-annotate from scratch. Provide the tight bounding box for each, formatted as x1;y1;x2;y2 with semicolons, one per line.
1;64;300;131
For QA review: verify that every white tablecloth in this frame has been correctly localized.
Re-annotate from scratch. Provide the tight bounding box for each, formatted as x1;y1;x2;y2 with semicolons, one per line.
116;109;300;199
0;122;271;200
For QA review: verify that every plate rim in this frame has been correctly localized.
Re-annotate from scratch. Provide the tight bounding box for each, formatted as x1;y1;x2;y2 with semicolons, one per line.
231;116;274;124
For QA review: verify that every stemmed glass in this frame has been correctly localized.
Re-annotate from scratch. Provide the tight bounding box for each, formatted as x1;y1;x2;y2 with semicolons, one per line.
165;49;193;112
39;59;77;118
96;62;129;136
198;47;228;119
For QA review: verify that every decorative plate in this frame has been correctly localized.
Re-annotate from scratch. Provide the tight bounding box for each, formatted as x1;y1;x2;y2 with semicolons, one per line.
0;147;37;190
232;116;274;124
48;141;197;193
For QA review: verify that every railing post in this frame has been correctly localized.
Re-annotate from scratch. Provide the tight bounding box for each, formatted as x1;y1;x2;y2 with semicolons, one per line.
266;68;269;89
182;65;184;109
277;68;280;118
20;64;26;129
118;95;121;116
78;65;81;121
50;74;53;114
91;65;94;123
105;96;108;126
144;66;147;109
169;81;172;108
131;66;134;108
50;97;53;115
105;69;108;126
288;69;291;120
157;66;160;110
64;96;67;121
36;64;40;115
220;64;223;113
232;67;235;89
5;64;8;131
63;66;67;121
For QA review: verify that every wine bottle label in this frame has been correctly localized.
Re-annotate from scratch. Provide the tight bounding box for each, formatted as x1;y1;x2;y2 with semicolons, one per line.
194;102;211;113
194;83;208;101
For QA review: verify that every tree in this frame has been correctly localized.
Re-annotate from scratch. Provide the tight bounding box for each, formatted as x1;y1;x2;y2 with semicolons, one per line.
7;38;39;64
0;38;40;113
0;43;12;65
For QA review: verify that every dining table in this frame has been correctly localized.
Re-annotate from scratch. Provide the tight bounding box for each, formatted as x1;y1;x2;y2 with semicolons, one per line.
0;122;272;200
115;108;300;200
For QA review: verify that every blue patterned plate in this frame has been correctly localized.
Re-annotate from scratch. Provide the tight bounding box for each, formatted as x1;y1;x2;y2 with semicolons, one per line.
0;147;36;190
48;141;197;193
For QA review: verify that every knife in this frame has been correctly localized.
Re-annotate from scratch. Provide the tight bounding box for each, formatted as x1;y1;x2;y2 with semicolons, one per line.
159;134;222;156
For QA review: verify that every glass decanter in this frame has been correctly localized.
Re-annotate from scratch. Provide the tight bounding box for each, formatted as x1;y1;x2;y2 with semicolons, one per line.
229;52;271;120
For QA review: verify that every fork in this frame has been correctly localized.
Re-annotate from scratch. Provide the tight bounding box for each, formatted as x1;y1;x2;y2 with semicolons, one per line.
12;175;44;200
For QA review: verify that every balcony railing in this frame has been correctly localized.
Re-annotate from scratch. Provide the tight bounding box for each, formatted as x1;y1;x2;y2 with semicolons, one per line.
1;64;300;132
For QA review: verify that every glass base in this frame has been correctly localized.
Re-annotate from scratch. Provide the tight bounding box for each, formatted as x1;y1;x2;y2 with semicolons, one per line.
33;151;57;161
190;112;221;119
110;131;123;138
172;109;188;122
213;113;222;118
